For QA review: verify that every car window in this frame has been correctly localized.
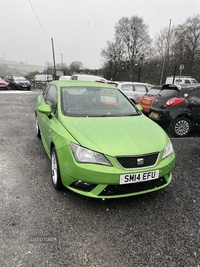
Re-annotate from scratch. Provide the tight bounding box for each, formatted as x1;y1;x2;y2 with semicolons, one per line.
185;80;190;84
146;84;153;90
45;84;57;113
147;88;161;96
159;89;179;98
188;89;200;98
121;84;134;91
61;86;139;117
191;79;198;83
43;84;50;100
133;85;147;92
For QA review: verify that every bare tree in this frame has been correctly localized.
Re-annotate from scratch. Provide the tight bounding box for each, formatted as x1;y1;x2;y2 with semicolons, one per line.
69;61;83;73
115;16;152;79
101;40;125;80
154;26;175;60
153;23;176;83
172;14;200;74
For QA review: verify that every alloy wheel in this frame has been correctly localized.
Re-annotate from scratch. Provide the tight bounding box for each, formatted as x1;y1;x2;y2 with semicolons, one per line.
51;150;58;186
174;119;191;136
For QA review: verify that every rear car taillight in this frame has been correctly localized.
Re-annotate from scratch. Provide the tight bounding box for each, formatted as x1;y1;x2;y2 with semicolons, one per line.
164;98;185;107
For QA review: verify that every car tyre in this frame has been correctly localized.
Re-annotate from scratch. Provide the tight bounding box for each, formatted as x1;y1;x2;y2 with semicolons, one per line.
35;115;41;138
171;117;192;137
11;84;16;90
51;147;63;190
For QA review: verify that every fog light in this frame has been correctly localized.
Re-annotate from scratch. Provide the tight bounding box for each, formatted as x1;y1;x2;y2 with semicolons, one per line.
71;181;96;192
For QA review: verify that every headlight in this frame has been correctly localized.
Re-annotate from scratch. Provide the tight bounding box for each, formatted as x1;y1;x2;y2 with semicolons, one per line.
162;139;174;159
70;143;112;166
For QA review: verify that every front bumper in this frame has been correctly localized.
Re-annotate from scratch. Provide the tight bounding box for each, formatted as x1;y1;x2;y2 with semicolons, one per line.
149;109;174;129
14;83;31;90
57;146;175;199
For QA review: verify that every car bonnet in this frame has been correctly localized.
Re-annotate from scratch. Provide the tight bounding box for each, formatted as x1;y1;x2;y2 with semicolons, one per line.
59;115;168;156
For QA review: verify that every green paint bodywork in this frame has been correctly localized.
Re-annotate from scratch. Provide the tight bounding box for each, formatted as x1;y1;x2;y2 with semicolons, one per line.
35;80;175;199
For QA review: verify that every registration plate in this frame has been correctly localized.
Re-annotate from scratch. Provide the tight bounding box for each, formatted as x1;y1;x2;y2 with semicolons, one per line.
120;170;159;184
149;112;159;119
143;99;151;104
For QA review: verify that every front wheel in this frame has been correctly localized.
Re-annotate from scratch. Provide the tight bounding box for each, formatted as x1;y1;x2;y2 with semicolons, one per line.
51;147;63;190
171;117;192;137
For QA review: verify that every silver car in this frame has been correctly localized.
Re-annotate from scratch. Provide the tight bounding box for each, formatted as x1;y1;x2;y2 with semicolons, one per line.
117;82;153;103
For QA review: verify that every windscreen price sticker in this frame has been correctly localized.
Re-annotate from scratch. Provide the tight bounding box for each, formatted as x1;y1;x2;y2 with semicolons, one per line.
100;95;118;105
120;170;159;184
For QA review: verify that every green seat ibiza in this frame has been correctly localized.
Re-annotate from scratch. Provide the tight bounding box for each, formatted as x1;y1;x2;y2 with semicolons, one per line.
35;80;175;199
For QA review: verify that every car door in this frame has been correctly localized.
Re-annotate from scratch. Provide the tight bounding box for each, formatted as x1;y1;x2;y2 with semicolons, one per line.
186;88;200;123
133;84;148;103
118;83;136;101
39;84;58;155
4;75;12;86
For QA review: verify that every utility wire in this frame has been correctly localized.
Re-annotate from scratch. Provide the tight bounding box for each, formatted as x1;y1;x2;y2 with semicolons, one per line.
1;40;50;54
28;0;50;40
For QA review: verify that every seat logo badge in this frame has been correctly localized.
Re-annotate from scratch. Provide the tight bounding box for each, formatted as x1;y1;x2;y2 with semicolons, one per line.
137;158;144;165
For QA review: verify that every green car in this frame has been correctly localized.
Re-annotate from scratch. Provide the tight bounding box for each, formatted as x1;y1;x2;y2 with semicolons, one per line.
35;80;175;199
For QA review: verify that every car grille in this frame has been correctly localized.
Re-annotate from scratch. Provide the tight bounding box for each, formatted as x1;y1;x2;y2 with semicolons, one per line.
99;177;166;196
19;82;28;86
116;153;159;169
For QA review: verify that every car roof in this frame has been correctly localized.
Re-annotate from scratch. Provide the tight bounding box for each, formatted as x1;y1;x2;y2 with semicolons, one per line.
133;82;153;86
117;81;133;84
49;80;118;89
162;83;200;91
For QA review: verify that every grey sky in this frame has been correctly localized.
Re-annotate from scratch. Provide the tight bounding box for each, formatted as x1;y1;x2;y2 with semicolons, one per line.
1;0;199;69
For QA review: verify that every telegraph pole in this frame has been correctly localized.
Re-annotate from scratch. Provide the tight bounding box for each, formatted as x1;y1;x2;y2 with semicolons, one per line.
160;19;172;85
51;37;56;80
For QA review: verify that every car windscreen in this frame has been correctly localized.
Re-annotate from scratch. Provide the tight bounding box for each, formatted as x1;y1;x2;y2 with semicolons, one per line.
191;79;198;83
13;76;26;80
61;86;140;117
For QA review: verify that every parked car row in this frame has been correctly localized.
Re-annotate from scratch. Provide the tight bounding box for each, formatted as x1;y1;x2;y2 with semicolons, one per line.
149;83;200;137
2;72;200;138
139;86;162;114
0;74;31;90
107;81;153;103
4;74;31;90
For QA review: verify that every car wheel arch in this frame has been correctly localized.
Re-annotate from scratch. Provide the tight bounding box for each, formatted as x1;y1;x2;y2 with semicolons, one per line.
50;142;55;154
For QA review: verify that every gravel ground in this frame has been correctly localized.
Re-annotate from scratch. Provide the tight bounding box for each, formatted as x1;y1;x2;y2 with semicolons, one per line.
0;90;199;267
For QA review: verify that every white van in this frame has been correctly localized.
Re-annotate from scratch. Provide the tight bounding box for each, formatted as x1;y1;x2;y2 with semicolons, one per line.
59;75;71;80
71;74;107;83
34;74;53;82
165;76;198;84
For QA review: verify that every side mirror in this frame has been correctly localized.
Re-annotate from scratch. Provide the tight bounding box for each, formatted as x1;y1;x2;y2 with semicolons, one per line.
136;104;143;111
37;104;52;116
